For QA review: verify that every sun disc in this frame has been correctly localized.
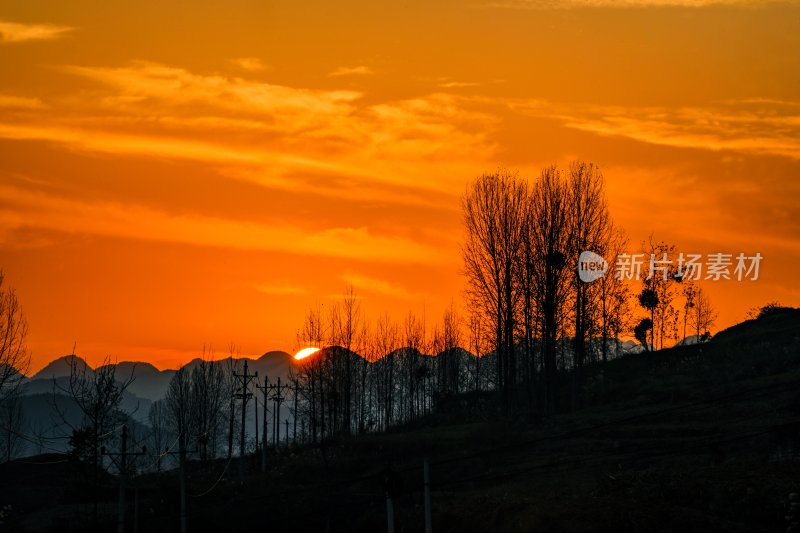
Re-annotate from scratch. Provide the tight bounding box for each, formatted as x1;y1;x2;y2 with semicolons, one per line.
294;347;320;361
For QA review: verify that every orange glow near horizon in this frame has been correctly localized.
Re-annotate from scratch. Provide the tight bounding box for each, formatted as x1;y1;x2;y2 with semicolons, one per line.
294;347;321;361
1;2;799;373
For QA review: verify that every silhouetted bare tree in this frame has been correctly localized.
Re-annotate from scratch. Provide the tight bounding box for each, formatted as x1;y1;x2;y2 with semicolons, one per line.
0;392;25;461
639;237;680;350
54;354;134;523
329;287;365;435
0;271;29;462
400;311;427;421
688;286;717;341
55;355;135;463
374;313;399;430
0;271;29;394
148;399;169;471
567;162;611;395
462;170;527;414
467;310;490;393
296;305;326;442
528;166;572;413
189;355;226;461
434;302;462;397
599;227;632;361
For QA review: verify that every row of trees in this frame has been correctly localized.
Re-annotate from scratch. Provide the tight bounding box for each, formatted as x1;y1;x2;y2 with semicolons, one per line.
462;163;721;414
293;290;476;441
634;237;718;351
286;162;723;438
288;277;716;444
462;163;631;414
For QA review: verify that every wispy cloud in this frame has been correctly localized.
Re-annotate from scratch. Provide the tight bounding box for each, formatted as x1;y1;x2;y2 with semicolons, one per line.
252;283;308;296
513;98;800;160
0;122;344;169
0;20;73;43
438;81;480;89
0;62;494;205
0;119;471;208
483;0;797;8
341;272;419;299
59;62;492;164
63;62;361;131
0;185;446;263
0;94;45;109
329;65;373;77
230;57;268;72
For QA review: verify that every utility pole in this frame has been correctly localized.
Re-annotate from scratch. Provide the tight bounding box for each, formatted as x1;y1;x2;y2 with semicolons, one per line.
424;458;433;533
164;443;197;533
180;446;186;533
379;466;402;533
227;396;234;461
292;377;299;443
386;495;396;533
134;487;139;533
255;375;270;472
118;425;128;533
101;425;146;533
285;419;289;447
118;427;127;533
269;377;288;447
254;388;259;457
234;360;257;480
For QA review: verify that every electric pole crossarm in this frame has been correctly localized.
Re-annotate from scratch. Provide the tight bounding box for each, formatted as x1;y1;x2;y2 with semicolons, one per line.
256;375;270;472
233;359;257;480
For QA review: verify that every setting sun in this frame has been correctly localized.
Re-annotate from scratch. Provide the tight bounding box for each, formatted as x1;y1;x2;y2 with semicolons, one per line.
294;347;320;361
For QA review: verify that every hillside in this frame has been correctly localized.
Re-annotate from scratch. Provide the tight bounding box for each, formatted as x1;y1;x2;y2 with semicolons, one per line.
2;310;799;533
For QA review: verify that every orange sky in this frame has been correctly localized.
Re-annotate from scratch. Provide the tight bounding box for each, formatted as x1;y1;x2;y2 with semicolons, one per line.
1;0;799;373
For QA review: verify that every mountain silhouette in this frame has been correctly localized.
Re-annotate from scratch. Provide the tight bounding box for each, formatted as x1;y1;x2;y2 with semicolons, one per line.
24;351;295;403
31;354;92;380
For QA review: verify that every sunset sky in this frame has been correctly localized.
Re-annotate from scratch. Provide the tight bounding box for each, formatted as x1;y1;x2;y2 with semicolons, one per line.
1;0;799;372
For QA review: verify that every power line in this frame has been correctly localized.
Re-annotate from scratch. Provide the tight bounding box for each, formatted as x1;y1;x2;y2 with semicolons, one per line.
0;423;69;455
189;455;235;498
8;456;71;465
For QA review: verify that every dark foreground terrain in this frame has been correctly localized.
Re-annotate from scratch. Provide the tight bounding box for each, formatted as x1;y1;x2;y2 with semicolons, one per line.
3;309;799;532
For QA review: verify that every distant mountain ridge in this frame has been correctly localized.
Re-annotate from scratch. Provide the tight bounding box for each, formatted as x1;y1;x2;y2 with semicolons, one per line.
7;310;797;460
31;351;292;378
20;338;648;407
32;354;93;380
26;338;650;385
25;351;294;402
